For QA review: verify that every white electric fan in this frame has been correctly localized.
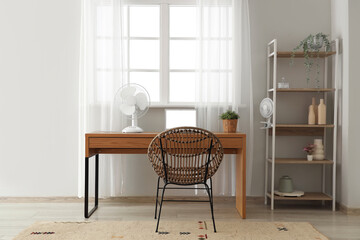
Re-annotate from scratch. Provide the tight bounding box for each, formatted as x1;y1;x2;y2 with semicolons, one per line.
260;98;274;129
114;83;150;133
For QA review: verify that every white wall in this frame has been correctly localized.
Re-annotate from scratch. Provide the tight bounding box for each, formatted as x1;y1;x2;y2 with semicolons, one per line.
347;0;360;208
331;0;349;208
0;0;81;196
332;0;360;208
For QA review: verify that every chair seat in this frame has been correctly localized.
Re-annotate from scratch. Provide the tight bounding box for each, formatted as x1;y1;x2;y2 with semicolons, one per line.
166;166;214;185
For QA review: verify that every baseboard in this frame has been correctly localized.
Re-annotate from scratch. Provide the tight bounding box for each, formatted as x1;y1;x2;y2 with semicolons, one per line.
0;196;235;203
339;203;360;215
0;197;83;203
0;196;264;203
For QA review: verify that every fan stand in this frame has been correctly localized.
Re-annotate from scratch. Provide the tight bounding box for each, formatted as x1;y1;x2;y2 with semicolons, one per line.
122;115;144;133
261;117;273;129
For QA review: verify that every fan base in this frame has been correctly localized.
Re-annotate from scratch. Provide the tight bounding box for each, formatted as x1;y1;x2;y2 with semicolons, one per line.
122;126;144;133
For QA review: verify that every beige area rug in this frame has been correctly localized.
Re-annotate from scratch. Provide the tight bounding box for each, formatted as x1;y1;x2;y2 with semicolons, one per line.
14;220;328;240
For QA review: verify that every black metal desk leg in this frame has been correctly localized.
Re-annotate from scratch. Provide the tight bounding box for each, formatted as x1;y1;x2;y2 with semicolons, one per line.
95;154;99;206
84;154;99;218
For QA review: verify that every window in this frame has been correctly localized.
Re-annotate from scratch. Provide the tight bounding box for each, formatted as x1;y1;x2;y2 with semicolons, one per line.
95;1;232;106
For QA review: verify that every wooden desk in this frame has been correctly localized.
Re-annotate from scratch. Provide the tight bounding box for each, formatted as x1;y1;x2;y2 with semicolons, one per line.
85;132;246;219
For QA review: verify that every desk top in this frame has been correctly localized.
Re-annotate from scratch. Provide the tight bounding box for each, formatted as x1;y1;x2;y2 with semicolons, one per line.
85;132;246;157
86;131;246;138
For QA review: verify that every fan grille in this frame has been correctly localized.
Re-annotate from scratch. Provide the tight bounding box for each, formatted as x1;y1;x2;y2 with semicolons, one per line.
260;98;273;119
114;83;150;119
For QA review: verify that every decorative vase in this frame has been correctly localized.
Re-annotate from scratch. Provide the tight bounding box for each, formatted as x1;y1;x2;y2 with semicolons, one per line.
307;155;313;161
312;97;318;124
222;119;238;133
318;99;326;124
278;175;294;193
308;105;315;125
313;139;325;160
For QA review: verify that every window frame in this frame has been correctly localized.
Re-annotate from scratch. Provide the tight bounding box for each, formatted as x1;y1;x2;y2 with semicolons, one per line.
123;0;198;107
130;0;197;107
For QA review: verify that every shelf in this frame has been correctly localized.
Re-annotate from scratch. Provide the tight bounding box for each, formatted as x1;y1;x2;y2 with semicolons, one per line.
269;124;334;136
267;192;332;201
267;158;333;165
276;124;334;128
268;88;335;92
270;51;336;58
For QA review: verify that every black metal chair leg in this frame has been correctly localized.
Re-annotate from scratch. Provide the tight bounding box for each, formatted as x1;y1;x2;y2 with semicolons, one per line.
84;154;99;218
156;183;167;232
205;183;216;232
154;176;160;219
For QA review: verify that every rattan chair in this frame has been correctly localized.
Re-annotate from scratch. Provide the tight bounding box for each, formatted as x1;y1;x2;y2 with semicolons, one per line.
148;127;224;232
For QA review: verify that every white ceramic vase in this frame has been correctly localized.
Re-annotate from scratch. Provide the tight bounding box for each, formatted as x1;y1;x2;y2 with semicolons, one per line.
318;99;326;124
312;97;318;124
308;105;315;125
313;139;325;160
307;155;313;161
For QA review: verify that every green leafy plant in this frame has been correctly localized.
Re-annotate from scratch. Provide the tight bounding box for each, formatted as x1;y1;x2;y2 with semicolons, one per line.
219;110;240;120
290;33;331;87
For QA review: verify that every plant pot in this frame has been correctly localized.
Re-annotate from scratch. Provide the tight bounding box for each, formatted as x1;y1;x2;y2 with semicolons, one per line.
307;35;324;50
307;155;313;161
222;119;238;133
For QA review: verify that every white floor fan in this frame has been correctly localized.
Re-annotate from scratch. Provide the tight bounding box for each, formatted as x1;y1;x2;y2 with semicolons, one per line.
114;83;150;133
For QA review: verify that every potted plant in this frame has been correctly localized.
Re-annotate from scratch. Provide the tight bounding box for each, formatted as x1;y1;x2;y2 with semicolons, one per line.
219;110;240;133
290;33;331;87
303;143;315;161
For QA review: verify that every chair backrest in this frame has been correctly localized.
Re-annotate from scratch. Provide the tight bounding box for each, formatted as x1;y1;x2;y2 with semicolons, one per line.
148;127;224;185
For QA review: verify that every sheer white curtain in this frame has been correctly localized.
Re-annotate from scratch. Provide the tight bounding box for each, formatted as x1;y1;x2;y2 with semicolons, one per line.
195;0;253;195
78;0;128;197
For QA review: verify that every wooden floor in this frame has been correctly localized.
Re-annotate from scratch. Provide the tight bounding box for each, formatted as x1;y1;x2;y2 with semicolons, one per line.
1;197;360;240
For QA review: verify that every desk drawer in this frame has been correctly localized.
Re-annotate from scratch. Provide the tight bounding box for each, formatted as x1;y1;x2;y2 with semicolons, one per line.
219;137;244;148
88;136;244;149
88;137;153;148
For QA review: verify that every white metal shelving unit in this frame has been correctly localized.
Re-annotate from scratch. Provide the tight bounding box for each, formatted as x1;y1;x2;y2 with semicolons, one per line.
264;39;339;211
